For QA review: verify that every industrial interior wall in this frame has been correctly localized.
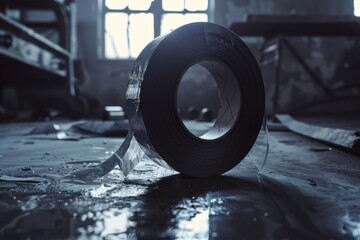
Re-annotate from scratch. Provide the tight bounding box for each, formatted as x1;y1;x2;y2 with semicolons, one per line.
76;0;354;116
215;0;357;115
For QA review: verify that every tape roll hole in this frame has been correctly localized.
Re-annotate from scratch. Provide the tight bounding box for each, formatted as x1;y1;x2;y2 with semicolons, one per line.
176;60;242;140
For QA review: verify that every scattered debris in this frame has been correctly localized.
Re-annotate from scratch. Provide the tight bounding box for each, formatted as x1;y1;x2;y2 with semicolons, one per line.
307;178;317;186
27;123;82;141
72;120;129;136
14;140;35;144
102;106;126;120
198;108;214;122
310;147;332;152
27;121;129;140
66;160;102;165
27;123;61;135
279;140;297;145
56;131;81;141
187;106;199;120
277;114;360;155
21;167;33;171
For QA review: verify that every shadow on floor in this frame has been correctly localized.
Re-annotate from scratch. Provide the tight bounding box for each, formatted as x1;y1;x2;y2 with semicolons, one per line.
0;173;330;239
133;174;327;239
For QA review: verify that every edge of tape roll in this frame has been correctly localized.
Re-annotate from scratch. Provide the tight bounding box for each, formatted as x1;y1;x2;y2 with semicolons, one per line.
70;22;265;180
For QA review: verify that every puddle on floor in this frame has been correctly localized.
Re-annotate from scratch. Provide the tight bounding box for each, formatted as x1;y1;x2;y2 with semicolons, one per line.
0;187;138;239
0;171;343;239
132;175;330;239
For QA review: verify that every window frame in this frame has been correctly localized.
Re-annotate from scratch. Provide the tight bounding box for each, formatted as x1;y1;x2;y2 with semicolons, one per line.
98;0;212;60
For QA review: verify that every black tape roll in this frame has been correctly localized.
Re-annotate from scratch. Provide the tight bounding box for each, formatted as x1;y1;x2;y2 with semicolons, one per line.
126;22;264;177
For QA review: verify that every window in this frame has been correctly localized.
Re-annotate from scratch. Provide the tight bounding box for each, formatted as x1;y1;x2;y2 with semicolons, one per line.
355;0;360;16
100;0;209;59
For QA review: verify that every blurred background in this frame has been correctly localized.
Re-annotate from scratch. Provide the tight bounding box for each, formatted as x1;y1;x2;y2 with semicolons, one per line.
1;0;359;121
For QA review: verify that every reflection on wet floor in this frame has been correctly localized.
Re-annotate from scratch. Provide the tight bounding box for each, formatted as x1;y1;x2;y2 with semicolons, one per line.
1;122;360;239
0;172;331;239
133;175;327;239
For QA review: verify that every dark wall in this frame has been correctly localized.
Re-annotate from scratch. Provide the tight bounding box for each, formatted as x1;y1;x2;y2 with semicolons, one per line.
215;0;352;27
213;0;357;114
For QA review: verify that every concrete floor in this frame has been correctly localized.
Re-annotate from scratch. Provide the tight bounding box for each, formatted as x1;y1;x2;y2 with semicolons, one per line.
0;119;359;239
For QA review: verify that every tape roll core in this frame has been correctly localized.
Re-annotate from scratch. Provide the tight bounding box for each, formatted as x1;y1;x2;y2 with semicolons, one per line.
127;22;265;177
176;59;242;140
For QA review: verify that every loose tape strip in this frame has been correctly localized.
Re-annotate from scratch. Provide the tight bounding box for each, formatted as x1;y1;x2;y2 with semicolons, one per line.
70;22;268;180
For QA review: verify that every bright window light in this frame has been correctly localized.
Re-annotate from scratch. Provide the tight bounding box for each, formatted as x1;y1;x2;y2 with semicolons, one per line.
105;13;154;59
355;0;360;16
161;13;208;34
129;0;153;11
105;0;128;10
161;14;185;34
184;13;207;24
105;13;129;58
162;0;184;11
185;0;208;11
129;13;154;58
103;0;209;59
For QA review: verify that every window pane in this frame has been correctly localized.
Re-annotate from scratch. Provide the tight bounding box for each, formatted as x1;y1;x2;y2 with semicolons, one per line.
162;0;184;11
184;13;208;24
105;13;129;59
161;14;184;34
129;0;153;10
355;0;360;16
129;13;154;58
161;13;208;35
105;0;128;10
185;0;208;11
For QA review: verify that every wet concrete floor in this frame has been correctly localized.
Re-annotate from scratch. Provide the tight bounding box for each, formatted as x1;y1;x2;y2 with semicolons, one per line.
0;121;359;239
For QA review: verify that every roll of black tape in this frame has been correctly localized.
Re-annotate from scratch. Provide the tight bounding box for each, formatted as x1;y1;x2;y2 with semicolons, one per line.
71;22;265;179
